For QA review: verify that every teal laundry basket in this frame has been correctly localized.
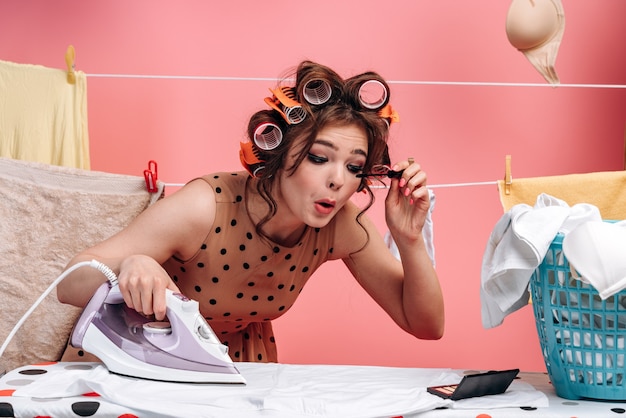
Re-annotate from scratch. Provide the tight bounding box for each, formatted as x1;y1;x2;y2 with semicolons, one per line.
530;232;626;400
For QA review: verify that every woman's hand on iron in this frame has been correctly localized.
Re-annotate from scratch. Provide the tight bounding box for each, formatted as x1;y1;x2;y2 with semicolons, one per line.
117;254;181;321
384;157;430;240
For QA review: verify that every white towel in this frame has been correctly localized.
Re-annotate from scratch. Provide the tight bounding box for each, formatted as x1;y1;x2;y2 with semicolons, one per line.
481;193;601;328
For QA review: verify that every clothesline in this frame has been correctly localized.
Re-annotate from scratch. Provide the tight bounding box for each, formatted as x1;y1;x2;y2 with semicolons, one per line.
161;180;498;189
85;73;626;89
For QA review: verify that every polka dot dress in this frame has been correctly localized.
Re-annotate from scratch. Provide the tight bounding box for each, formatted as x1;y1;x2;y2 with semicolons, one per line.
161;172;336;363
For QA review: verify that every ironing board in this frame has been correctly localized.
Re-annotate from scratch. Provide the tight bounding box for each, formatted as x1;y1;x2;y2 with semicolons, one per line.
1;361;623;417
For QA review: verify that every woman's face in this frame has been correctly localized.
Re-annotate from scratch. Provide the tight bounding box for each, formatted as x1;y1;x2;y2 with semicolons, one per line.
276;123;368;228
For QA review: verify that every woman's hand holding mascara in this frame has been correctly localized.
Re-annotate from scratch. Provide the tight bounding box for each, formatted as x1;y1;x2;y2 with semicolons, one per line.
384;157;430;241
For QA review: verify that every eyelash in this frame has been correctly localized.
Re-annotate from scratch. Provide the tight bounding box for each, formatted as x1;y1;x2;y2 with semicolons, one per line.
307;153;364;174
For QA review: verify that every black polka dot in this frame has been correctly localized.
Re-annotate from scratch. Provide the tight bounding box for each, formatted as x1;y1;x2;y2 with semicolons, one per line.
223;312;231;317
235;324;243;329
221;330;228;335
247;232;253;239
236;293;244;298
267;272;274;277
248;282;255;287
250;311;258;316
329;247;334;253
223;264;230;271
270;336;276;343
0;402;14;416
315;228;320;233
289;285;295;291
194;285;201;292
220;248;227;255
71;401;101;416
313;248;319;255
278;306;285;311
273;246;280;253
236;195;243;202
285;253;292;260
180;266;186;273
302;266;309;273
173;275;179;282
19;368;47;375
197;262;205;268
261;255;268;262
234;351;240;358
289;265;296;271
268;295;274;301
201;243;207;250
215;226;221;233
215;187;222;193
209;299;217;305
257;353;263;361
243;262;250;269
231;219;237;226
278;284;285;289
212;277;219;283
244;332;250;339
239;244;246;251
252;295;259;301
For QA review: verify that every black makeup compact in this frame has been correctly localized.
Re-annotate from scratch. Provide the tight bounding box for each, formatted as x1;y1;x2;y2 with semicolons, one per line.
427;369;520;401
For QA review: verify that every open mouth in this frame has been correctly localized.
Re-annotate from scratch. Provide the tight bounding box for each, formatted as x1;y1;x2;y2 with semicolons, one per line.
315;200;336;214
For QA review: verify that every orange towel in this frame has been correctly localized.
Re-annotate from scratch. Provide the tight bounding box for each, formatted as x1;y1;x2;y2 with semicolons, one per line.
497;170;626;220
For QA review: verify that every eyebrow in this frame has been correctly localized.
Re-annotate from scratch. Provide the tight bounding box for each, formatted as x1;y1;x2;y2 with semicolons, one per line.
313;139;368;158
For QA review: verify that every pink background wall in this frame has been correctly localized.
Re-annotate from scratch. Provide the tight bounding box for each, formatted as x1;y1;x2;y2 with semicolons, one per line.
1;1;624;372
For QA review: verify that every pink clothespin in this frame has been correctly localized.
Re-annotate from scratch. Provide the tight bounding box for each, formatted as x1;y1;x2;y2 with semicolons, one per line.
144;160;158;193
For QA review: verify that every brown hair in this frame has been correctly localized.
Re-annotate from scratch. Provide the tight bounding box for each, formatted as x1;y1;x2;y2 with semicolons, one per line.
245;61;394;235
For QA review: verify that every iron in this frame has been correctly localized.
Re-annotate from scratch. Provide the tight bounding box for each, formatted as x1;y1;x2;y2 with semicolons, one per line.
70;282;246;384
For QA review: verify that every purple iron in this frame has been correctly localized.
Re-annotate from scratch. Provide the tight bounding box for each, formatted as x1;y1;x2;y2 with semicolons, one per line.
70;282;246;384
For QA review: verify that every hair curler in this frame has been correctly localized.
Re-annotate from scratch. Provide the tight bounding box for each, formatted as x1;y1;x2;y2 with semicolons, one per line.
302;78;333;105
358;79;388;110
264;87;307;124
253;122;283;151
239;140;266;178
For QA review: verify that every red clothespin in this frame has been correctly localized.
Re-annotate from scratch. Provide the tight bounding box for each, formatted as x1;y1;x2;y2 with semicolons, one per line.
144;160;158;193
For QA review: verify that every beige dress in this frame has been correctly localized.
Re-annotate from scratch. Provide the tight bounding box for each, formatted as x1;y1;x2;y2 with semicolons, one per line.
161;172;336;362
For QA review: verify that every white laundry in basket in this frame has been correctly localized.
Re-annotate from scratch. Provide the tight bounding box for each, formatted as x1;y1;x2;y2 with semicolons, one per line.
563;220;626;299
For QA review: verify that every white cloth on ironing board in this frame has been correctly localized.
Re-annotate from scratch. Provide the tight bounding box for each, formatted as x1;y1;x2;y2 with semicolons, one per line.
481;194;601;328
11;362;548;418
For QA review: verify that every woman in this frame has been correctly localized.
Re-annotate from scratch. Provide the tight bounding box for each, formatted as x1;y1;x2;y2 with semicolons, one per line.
58;61;444;362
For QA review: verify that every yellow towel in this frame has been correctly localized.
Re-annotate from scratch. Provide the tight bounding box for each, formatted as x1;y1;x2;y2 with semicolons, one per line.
497;170;626;220
0;60;90;169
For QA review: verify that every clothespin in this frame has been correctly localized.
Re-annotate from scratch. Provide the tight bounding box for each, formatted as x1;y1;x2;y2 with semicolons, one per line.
504;154;512;195
65;45;76;85
144;160;158;193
